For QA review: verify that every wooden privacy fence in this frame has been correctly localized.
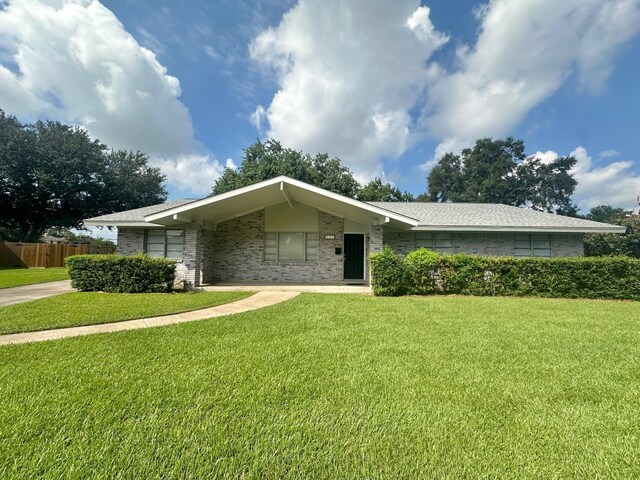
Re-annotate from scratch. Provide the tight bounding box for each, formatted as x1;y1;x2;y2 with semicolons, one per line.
0;242;116;268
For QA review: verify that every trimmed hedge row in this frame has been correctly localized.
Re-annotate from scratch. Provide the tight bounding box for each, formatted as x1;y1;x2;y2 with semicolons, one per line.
370;246;640;300
66;254;177;293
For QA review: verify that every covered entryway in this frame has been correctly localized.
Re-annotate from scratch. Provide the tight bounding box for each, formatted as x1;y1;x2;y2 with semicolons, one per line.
343;233;365;281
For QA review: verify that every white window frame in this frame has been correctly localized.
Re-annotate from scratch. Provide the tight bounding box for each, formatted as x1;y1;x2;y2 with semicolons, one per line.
415;232;454;254
264;232;318;262
514;234;552;257
144;229;185;260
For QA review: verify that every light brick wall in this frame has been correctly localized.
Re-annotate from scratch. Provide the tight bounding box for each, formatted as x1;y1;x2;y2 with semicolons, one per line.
383;231;584;257
118;224;584;286
116;228;145;255
211;209;348;283
553;234;584;256
201;230;216;284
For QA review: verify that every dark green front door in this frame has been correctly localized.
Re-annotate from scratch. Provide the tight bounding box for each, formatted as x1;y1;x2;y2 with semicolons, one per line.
343;234;364;280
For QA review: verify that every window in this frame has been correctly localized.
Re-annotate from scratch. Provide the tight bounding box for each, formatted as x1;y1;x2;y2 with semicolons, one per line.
265;232;318;262
415;232;454;254
514;234;551;257
145;229;185;259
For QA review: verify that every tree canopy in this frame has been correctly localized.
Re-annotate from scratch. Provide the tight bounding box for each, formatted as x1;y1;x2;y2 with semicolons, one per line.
427;137;578;214
212;139;416;202
212;139;360;198
0;110;166;242
357;178;416;202
583;205;639;258
585;205;631;224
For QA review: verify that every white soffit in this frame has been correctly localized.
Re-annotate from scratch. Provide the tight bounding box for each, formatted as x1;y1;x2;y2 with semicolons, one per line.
144;176;419;227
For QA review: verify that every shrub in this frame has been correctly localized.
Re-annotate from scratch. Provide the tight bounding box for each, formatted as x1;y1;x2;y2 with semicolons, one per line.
369;245;407;296
66;254;176;293
370;249;640;301
404;248;439;295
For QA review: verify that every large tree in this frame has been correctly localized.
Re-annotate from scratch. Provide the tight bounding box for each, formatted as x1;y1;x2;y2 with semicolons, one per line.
583;205;639;258
427;137;578;214
357;178;416;202
212;139;360;198
585;205;631;224
0;110;166;242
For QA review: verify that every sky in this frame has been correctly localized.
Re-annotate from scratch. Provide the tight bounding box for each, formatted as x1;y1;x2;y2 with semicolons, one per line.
1;0;640;217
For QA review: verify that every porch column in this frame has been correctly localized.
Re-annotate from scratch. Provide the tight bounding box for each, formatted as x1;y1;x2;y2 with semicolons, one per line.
368;224;384;254
367;224;384;285
182;223;203;287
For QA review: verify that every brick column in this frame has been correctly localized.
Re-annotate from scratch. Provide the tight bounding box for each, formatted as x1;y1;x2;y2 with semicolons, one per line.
367;224;384;284
181;223;203;287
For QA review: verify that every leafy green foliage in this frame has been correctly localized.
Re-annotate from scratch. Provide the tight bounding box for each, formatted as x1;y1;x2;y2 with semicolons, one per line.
0;290;251;335
213;139;418;201
404;248;439;294
357;177;416;201
1;294;639;478
0;267;69;289
583;206;640;258
369;245;407;296
42;227;115;246
212;139;360;197
586;205;631;224
66;254;176;293
371;249;640;300
0;110;166;241
427;137;578;214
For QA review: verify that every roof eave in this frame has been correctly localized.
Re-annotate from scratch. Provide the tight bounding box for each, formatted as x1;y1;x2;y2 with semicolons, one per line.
84;220;164;228
144;176;420;227
411;225;626;233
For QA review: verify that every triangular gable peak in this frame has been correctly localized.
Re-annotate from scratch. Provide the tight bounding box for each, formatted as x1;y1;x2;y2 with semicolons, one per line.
144;176;419;229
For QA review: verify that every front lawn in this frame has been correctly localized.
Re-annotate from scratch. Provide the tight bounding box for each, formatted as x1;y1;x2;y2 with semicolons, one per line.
0;291;252;335
0;267;69;289
1;294;639;478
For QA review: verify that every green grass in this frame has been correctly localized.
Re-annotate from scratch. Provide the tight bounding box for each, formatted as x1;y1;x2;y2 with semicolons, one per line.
1;294;639;478
0;291;252;335
0;267;69;289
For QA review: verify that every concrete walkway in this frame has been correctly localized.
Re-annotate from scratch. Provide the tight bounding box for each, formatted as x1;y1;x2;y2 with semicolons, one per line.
202;283;371;294
0;280;75;307
0;291;299;346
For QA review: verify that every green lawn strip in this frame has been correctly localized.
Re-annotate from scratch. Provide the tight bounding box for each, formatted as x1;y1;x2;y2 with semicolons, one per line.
1;294;639;478
0;268;69;289
0;291;252;335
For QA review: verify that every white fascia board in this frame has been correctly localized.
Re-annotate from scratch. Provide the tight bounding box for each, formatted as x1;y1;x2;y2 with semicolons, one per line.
144;175;420;226
410;225;627;233
84;220;164;228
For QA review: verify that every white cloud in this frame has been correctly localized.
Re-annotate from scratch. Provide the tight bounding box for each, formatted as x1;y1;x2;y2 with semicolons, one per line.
250;105;266;131
250;0;448;178
155;154;225;195
225;157;237;170
0;0;223;194
599;149;621;159
424;0;640;162
535;147;640;211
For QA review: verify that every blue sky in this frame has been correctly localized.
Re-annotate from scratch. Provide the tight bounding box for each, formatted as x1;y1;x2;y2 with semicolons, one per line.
1;0;639;212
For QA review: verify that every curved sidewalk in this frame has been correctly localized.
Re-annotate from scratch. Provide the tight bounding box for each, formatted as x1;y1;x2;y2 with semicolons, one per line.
0;280;75;307
0;291;299;346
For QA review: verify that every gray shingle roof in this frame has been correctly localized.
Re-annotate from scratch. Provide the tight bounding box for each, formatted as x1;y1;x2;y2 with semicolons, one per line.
368;202;623;231
85;199;198;223
84;194;624;233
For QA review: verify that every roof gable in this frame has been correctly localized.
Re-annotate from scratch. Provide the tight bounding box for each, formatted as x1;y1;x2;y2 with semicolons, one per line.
142;176;418;228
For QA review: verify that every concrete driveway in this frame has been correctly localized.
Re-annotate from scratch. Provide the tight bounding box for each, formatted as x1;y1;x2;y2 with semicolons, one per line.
0;280;75;307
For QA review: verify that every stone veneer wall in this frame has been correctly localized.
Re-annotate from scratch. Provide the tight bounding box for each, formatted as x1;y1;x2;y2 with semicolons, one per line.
210;209;347;283
383;231;584;257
